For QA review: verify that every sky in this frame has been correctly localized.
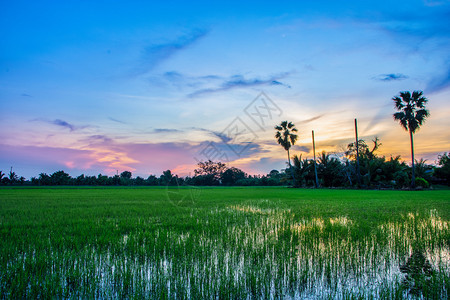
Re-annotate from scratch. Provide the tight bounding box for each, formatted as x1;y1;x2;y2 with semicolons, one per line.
1;0;450;179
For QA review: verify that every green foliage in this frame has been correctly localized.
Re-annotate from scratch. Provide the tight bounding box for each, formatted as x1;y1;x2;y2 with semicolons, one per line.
415;177;429;189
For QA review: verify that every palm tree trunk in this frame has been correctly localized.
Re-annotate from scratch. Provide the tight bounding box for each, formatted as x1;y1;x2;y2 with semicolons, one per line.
287;148;295;187
410;129;415;189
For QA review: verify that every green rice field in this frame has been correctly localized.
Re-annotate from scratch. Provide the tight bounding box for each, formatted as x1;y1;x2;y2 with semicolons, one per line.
0;187;449;298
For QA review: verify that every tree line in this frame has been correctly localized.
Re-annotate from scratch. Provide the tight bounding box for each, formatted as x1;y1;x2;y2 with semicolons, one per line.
1;149;449;188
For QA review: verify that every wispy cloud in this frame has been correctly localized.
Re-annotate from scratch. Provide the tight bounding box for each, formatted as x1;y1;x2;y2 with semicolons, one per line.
191;127;233;143
52;119;75;131
153;128;183;133
426;67;450;93
81;135;114;144
299;114;325;125
133;29;208;76
373;73;408;81
188;72;292;98
32;118;88;132
108;117;128;124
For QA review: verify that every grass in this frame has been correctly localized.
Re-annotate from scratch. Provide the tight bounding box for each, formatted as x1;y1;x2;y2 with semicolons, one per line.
0;187;449;298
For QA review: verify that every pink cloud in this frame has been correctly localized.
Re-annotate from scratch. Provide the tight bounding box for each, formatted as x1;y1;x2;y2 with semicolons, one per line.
0;140;200;179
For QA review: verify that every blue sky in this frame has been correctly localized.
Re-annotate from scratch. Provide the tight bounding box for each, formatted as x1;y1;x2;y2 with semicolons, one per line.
1;0;450;178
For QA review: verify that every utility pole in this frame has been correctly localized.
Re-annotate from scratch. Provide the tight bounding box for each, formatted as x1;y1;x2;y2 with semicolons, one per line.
312;130;319;188
355;119;361;187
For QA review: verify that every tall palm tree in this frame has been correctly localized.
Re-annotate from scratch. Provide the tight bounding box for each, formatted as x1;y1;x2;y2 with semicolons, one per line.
393;90;430;188
275;121;298;186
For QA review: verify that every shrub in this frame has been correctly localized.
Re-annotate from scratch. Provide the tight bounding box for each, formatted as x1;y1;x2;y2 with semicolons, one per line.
392;171;409;188
415;177;429;189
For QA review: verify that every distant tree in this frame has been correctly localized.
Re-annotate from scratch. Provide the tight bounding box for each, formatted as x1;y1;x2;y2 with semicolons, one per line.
146;175;159;186
194;160;227;185
292;155;314;187
382;156;409;188
346;137;381;161
111;175;120;185
31;177;39;185
275;121;298;186
317;151;345;187
221;167;246;186
0;171;5;185
393;90;430;188
435;152;450;185
266;170;282;186
8;167;18;185
75;174;86;185
414;159;434;183
38;173;51;185
160;170;177;186
346;137;383;187
268;170;280;178
50;170;71;185
135;176;145;185
97;174;109;185
120;171;132;179
119;171;132;185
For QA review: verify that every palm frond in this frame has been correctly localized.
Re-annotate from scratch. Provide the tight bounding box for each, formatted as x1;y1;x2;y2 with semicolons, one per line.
392;96;404;109
411;90;423;101
399;91;411;103
393;90;429;133
275;121;298;152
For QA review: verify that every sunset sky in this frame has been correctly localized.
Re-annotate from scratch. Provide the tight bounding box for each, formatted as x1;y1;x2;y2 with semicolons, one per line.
1;0;450;179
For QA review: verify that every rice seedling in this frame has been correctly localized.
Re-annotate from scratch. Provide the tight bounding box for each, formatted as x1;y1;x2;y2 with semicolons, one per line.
0;187;448;298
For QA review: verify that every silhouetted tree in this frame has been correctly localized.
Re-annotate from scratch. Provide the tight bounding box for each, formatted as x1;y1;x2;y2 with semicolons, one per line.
146;175;159;186
120;171;132;179
393;90;430;188
292;155;314;187
50;170;71;185
97;174;109;185
8;167;18;185
435;152;450;185
160;170;175;185
135;176;145;185
317;151;345;187
194;160;227;185
221;167;246;186
275;121;298;186
38;173;51;185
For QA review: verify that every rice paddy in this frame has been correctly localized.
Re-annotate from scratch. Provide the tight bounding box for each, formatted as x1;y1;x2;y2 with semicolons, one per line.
0;187;449;298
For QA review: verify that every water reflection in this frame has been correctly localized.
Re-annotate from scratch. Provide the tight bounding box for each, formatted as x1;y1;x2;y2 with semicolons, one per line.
400;249;434;297
3;207;449;298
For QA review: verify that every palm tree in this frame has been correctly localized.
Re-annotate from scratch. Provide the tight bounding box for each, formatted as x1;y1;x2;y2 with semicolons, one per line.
393;90;430;188
275;121;298;186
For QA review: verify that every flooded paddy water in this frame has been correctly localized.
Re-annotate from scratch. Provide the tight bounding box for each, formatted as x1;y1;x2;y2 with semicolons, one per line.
0;188;449;298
